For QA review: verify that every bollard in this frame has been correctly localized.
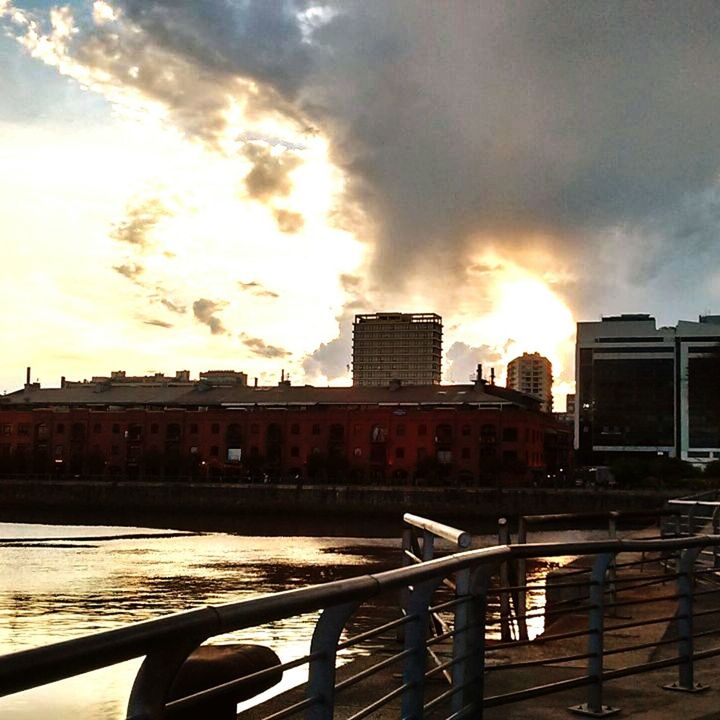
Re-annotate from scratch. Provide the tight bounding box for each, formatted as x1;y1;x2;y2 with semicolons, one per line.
568;552;619;717
663;546;709;693
167;644;283;720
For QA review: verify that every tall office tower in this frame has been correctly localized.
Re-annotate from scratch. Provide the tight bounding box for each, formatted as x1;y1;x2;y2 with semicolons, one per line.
506;352;553;412
352;312;442;386
575;314;720;465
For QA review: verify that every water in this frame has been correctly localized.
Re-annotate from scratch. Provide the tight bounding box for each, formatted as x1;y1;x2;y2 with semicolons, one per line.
0;523;402;720
0;522;606;719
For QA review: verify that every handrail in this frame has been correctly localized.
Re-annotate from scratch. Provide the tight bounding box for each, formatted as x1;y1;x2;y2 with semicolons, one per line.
403;512;471;548
2;535;719;698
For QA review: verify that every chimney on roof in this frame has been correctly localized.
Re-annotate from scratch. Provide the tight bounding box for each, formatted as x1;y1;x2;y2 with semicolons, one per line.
490;367;496;385
474;364;486;388
25;366;31;387
254;377;258;388
61;376;65;389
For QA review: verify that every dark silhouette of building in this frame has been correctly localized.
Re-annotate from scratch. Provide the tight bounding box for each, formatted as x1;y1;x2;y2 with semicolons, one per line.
0;372;570;485
575;314;720;465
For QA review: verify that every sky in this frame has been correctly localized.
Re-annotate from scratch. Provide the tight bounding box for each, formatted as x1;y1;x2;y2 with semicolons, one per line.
3;2;720;410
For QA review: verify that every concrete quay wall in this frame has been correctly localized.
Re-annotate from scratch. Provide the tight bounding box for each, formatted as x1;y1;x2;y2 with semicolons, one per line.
0;480;675;522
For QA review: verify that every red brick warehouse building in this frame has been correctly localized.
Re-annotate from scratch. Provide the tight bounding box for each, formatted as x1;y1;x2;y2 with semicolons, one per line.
0;372;572;485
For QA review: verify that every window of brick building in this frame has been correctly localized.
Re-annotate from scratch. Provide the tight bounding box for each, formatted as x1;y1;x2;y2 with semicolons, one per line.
502;427;518;442
56;423;65;434
211;446;219;457
151;423;159;434
1;424;11;436
461;447;471;459
462;425;471;436
396;424;405;437
291;446;300;457
18;424;29;436
395;447;405;459
291;423;300;435
312;424;321;435
93;423;101;434
418;424;427;437
251;424;259;434
417;447;427;460
111;445;119;456
190;423;199;434
112;423;120;434
211;423;220;435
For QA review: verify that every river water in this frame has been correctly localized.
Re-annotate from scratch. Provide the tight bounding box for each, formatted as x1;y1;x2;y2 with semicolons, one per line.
0;521;603;720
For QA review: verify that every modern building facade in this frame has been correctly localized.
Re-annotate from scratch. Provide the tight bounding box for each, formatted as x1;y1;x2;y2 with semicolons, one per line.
575;314;720;465
506;353;553;412
352;313;442;386
0;373;570;485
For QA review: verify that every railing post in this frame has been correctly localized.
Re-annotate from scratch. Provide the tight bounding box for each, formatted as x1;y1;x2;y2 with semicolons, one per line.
663;545;709;693
569;552;619;717
306;601;361;720
516;517;529;641
497;518;513;641
422;529;435;561
402;578;441;720
451;566;491;718
713;508;720;570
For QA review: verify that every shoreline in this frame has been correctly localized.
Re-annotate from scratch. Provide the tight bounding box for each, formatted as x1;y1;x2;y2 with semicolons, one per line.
0;478;677;536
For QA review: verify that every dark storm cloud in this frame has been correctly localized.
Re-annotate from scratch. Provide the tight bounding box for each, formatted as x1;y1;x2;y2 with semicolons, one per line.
192;298;227;335
238;280;279;299
240;333;291;358
304;2;720;284
8;1;720;313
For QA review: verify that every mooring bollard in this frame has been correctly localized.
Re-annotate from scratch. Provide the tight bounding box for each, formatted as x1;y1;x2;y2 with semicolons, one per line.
663;545;709;693
569;552;619;717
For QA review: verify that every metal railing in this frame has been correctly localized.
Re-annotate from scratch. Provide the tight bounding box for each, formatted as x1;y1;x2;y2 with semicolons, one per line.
2;517;720;719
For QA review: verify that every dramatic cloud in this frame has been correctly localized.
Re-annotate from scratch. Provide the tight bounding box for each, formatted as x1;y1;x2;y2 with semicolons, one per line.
110;197;171;249
192;298;227;335
6;1;720;394
273;207;304;233
240;333;291;359
238;281;279;299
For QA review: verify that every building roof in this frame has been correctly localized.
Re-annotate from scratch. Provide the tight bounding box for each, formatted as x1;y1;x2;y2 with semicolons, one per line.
0;381;539;411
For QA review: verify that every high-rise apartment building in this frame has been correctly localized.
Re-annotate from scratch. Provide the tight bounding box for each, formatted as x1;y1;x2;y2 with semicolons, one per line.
352;312;442;386
506;352;553;412
575;314;720;465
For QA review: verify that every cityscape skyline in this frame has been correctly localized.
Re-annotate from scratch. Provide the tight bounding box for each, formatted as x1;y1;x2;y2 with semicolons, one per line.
4;3;720;412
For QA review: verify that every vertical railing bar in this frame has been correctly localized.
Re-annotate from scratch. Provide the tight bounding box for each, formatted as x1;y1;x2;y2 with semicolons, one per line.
662;545;710;694
568;552;619;717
